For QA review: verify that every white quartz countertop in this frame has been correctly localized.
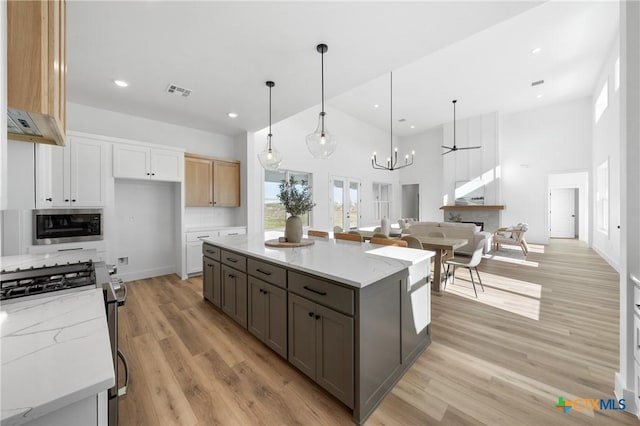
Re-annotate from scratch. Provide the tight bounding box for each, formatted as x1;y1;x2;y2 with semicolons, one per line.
0;249;100;273
0;289;115;426
186;225;246;233
203;233;434;288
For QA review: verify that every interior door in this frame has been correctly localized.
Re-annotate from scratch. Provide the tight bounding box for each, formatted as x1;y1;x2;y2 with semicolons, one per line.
550;188;576;238
331;177;360;231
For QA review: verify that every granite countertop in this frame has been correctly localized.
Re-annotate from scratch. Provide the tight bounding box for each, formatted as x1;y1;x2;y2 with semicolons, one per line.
203;233;434;288
0;289;115;426
0;249;100;273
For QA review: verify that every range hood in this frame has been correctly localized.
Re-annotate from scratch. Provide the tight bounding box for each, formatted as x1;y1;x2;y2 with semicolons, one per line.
7;108;65;146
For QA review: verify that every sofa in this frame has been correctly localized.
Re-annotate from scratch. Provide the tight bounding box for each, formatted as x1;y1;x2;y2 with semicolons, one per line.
398;220;492;255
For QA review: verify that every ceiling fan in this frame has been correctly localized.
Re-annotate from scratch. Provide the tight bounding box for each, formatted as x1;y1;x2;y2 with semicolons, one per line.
441;99;482;155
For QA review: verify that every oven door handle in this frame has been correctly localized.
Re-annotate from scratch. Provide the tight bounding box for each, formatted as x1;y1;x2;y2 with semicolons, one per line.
116;283;128;306
117;349;129;397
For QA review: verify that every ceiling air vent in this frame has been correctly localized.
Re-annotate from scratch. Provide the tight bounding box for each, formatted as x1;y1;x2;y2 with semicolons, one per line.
166;84;192;97
531;79;545;87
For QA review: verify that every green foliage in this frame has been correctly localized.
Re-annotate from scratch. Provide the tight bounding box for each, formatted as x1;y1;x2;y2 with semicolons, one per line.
277;177;316;216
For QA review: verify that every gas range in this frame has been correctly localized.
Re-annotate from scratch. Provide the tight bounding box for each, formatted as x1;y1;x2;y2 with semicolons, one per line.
0;261;98;301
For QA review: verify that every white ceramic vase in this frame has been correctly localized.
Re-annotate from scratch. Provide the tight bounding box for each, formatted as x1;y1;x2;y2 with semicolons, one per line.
381;217;390;236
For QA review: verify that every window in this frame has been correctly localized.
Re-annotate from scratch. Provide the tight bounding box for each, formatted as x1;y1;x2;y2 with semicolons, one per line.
594;80;608;123
372;183;391;221
264;170;312;230
615;57;620;91
596;160;609;235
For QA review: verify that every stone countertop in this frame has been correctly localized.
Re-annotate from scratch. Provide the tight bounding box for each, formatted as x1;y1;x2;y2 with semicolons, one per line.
203;233;434;288
0;289;115;426
185;225;247;233
0;249;100;273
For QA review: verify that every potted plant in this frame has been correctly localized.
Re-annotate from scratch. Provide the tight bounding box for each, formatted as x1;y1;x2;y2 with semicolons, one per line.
277;177;316;243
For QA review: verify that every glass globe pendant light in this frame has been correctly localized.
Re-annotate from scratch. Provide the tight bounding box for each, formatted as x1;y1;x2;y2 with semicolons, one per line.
258;81;282;170
306;43;337;159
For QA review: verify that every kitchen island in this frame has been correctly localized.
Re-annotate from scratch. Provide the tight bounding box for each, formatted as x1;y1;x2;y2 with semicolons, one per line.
201;233;434;424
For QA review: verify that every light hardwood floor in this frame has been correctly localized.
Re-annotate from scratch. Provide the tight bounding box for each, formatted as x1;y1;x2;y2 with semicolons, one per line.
119;239;637;425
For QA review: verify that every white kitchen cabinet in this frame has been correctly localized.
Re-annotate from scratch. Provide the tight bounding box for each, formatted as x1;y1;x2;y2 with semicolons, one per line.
185;227;246;274
113;144;182;182
36;136;107;208
24;391;107;426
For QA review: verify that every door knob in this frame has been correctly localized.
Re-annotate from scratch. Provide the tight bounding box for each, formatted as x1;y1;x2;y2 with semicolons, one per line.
45;197;52;202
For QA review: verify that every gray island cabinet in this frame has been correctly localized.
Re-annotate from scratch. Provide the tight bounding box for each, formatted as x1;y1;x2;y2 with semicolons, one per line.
202;234;433;424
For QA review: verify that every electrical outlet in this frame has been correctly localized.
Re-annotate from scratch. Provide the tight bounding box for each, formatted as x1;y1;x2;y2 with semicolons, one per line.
118;257;129;266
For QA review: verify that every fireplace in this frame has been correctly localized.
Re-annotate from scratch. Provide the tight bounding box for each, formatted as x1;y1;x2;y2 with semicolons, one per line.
459;221;484;231
440;205;504;233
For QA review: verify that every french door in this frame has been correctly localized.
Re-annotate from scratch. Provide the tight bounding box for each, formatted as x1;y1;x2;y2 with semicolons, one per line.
331;177;361;231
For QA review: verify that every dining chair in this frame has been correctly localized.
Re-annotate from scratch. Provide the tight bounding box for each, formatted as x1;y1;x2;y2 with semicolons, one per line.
370;237;408;247
335;232;363;242
333;225;344;233
400;235;423;249
307;229;329;239
372;233;389;239
443;238;486;298
348;230;362;236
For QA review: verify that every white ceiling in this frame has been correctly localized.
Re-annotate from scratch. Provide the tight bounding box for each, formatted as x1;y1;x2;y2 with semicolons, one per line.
66;1;543;136
329;1;619;136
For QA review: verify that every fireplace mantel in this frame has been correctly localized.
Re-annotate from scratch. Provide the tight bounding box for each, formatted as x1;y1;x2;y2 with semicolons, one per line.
440;205;505;211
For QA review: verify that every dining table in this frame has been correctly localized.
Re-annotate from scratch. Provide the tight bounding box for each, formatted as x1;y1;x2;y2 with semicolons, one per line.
410;235;468;293
357;230;467;293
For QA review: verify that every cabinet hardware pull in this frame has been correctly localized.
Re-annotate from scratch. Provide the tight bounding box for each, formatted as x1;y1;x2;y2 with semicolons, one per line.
263;290;268;295
256;268;271;276
226;257;238;263
228;274;236;279
58;248;83;251
315;314;321;320
64;199;69;202
205;250;215;254
303;286;327;296
45;197;52;201
209;201;213;204
152;173;155;176
198;235;210;238
72;199;76;202
259;289;263;294
308;312;314;317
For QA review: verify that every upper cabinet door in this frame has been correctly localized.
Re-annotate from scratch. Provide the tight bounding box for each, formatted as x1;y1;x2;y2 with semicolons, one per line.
185;156;213;207
70;137;106;207
150;149;182;182
213;160;240;207
113;144;150;179
50;144;70;208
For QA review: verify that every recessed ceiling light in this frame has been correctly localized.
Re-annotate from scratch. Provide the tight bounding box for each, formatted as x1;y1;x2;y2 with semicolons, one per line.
410;125;415;129
373;104;379;108
227;112;238;118
114;80;129;87
531;47;542;54
537;94;543;99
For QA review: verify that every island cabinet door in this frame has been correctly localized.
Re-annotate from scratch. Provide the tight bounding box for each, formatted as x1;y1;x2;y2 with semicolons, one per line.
248;277;267;341
264;282;287;358
203;258;214;302
288;294;317;380
315;304;354;408
221;266;248;328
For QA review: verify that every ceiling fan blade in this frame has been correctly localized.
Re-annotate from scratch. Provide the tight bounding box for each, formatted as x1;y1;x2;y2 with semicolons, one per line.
441;145;453;149
441;150;453;155
458;146;482;150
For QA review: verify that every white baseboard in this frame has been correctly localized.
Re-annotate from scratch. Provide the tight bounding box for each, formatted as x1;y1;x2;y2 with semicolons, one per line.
118;265;177;282
615;372;638;416
592;244;621;272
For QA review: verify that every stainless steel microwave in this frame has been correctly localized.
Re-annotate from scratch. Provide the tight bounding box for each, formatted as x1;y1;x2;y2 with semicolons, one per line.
33;209;103;245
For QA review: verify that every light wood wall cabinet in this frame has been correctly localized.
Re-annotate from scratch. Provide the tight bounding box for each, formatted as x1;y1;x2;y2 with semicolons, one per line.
36;136;106;208
185;154;240;207
7;0;67;146
113;145;183;182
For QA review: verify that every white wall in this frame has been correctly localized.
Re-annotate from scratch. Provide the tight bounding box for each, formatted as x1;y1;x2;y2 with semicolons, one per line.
253;105;400;232
68;102;243;230
500;98;592;244
114;180;177;281
592;37;621;271
398;126;443;221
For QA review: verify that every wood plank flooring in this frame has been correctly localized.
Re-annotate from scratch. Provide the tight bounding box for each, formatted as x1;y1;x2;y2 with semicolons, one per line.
118;239;637;425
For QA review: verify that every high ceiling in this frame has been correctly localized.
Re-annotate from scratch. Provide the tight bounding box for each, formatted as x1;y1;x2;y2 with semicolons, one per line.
67;1;543;136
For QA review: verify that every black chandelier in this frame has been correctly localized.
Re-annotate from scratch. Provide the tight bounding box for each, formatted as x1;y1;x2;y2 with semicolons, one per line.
372;72;414;171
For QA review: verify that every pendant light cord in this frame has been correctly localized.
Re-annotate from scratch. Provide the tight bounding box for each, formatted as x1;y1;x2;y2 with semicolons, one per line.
390;72;393;167
321;49;325;134
268;84;272;148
